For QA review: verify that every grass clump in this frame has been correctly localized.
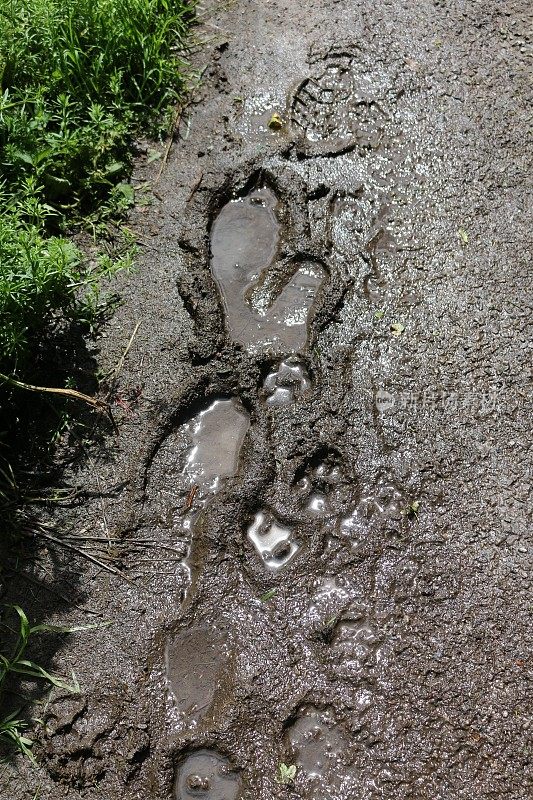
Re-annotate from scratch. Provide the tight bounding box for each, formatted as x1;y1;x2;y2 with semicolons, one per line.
0;0;193;369
0;606;108;760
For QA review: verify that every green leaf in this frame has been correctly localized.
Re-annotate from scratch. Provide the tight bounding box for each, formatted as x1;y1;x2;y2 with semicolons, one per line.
458;227;469;244
268;112;284;130
105;161;126;176
374;309;385;321
401;500;420;520
260;589;277;602
277;763;297;784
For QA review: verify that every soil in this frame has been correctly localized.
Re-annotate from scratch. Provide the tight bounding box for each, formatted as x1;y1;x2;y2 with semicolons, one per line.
1;1;532;798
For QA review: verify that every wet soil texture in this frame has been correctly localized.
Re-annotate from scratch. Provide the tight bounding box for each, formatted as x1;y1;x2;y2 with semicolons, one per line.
4;2;531;799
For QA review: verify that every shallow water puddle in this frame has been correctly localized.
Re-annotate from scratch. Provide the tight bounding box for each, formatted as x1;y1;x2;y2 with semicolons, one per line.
210;187;323;351
183;399;250;492
175;750;241;800
166;626;228;725
247;511;299;571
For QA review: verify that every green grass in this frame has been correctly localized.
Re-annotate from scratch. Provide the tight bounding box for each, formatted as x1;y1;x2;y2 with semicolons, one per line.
0;0;192;369
0;606;108;761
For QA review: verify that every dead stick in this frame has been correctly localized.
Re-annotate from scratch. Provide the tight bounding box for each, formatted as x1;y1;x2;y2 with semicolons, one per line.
29;527;135;585
187;170;204;202
106;320;141;400
155;104;185;183
1;371;118;434
154;69;206;185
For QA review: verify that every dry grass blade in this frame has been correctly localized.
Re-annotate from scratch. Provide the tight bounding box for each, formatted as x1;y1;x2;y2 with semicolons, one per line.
105;320;141;400
0;372;109;413
28;525;134;585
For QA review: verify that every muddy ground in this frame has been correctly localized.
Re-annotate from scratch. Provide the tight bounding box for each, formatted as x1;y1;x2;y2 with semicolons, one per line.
1;0;532;798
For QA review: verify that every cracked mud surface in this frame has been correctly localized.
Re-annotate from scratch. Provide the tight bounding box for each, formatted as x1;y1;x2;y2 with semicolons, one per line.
2;1;531;798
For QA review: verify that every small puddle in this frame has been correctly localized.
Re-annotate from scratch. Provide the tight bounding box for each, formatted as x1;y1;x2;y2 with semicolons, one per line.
211;187;323;351
247;511;299;571
166;626;228;725
263;356;311;406
175;750;241;800
183;399;250;492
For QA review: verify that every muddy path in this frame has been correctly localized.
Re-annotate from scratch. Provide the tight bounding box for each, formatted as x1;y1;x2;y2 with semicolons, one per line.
3;1;532;798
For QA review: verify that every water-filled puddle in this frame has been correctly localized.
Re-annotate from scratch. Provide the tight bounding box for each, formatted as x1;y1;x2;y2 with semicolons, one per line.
263;357;311;406
166;626;228;725
210;187;323;351
286;705;348;790
175;750;241;800
247;511;299;571
183;399;250;492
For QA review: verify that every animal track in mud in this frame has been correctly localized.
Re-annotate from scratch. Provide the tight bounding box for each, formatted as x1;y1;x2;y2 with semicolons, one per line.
285;704;349;795
166;626;230;726
175;750;241;800
329;613;382;668
294;460;344;517
247;510;300;571
291;54;386;154
263;356;311;406
337;475;405;546
210;186;324;351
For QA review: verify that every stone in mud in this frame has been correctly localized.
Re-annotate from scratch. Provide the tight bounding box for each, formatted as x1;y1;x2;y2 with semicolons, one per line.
175;750;241;799
210;187;323;351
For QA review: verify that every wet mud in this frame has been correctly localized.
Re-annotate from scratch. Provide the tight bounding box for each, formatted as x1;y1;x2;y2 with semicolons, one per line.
3;1;531;799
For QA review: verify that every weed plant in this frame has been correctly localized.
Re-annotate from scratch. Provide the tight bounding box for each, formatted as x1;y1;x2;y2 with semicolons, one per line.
0;0;192;369
0;605;108;760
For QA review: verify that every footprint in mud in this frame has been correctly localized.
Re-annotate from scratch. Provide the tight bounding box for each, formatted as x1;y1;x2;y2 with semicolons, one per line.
263;356;311;406
291;54;385;155
175;750;241;800
247;510;299;571
285;705;349;795
294;460;343;517
183;399;250;493
166;626;230;726
210;186;324;351
338;476;404;543
146;398;249;591
329;612;382;673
